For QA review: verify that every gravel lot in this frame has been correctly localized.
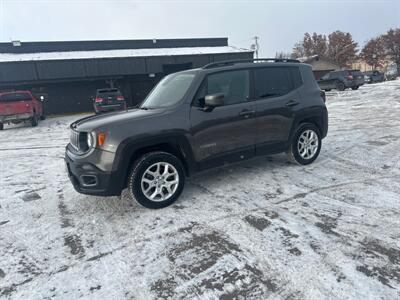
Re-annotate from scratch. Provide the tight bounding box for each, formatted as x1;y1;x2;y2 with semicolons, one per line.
1;81;400;299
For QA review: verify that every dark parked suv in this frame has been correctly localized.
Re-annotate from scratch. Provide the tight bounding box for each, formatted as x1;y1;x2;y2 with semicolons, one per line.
93;88;126;114
65;59;328;208
363;70;385;83
318;70;364;91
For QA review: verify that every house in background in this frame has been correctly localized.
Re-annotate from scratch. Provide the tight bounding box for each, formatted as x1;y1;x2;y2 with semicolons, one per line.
299;55;340;80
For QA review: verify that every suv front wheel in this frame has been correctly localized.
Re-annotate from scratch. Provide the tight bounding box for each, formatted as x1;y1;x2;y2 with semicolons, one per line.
128;151;185;208
287;123;322;165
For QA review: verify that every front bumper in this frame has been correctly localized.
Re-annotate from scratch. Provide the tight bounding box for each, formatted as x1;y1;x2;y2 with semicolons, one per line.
65;147;123;196
0;113;32;122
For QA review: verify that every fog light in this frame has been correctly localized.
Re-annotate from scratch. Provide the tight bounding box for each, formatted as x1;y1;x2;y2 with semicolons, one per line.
80;175;98;187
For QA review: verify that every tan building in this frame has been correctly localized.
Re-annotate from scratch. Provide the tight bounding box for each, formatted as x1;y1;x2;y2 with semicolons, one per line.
352;57;395;73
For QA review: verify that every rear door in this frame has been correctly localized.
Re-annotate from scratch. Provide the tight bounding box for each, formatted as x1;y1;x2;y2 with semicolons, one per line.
318;73;335;90
190;69;257;169
253;66;301;154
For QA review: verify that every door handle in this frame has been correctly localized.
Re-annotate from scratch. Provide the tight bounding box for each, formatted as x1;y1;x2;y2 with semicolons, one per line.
239;110;255;117
285;100;299;107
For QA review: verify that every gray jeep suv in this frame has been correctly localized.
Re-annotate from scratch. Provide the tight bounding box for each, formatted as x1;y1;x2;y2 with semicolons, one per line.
65;58;328;208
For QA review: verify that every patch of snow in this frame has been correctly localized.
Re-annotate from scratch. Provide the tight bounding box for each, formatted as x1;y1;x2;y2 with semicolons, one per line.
0;46;251;63
0;81;400;299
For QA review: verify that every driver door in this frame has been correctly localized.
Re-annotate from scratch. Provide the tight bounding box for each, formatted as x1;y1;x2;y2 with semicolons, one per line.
190;69;257;170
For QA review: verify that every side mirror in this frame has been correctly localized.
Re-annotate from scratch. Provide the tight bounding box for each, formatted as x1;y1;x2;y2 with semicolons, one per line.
205;93;224;108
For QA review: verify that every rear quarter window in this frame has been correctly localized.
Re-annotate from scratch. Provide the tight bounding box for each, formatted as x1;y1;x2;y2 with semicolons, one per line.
0;93;32;102
254;67;300;99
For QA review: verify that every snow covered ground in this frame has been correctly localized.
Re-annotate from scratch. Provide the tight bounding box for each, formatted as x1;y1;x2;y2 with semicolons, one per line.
1;81;400;299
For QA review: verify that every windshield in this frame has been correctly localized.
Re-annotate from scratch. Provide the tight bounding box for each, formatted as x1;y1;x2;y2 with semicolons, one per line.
0;92;32;102
141;73;195;108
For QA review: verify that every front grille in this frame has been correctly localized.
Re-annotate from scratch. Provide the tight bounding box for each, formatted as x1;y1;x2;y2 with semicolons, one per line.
70;130;80;150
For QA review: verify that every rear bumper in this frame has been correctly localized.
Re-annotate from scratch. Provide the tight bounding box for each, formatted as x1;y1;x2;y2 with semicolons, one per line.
94;103;126;113
65;147;123;196
0;113;32;122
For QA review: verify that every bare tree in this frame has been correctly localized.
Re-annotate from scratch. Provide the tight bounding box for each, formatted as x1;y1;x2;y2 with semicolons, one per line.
360;37;386;69
275;52;292;59
383;28;400;71
303;32;328;57
292;42;305;58
327;31;358;67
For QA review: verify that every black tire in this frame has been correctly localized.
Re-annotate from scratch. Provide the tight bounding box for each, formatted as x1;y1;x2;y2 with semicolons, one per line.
31;115;38;127
40;114;46;120
336;81;345;91
0;123;3;130
324;89;331;92
128;151;185;209
287;123;322;165
351;86;359;90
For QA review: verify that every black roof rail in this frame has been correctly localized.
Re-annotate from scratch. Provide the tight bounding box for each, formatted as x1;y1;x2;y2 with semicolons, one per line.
203;58;300;69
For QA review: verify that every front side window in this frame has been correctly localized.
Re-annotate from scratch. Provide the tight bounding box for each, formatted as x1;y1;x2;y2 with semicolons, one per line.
254;67;295;99
195;70;250;107
141;72;195;108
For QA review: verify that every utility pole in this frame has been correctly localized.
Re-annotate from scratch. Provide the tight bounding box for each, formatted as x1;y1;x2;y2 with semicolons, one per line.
0;0;4;42
251;36;259;59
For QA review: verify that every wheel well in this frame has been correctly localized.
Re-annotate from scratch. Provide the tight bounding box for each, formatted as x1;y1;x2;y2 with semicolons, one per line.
299;116;323;135
126;142;189;181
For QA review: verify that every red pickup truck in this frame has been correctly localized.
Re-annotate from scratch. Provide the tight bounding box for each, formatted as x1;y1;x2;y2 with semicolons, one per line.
0;91;45;130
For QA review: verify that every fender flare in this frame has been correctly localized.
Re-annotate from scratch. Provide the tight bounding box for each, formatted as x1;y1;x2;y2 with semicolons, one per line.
111;132;197;184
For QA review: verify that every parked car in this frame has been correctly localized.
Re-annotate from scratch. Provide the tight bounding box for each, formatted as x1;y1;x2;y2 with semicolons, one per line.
93;88;126;114
364;70;385;83
0;91;45;130
65;58;328;209
318;70;365;91
385;64;398;81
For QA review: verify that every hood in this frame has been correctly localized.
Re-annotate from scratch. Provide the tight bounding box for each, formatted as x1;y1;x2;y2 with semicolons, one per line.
71;108;165;132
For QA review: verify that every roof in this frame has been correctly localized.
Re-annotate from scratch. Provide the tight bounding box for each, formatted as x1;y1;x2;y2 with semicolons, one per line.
0;46;252;63
298;55;340;71
0;38;229;53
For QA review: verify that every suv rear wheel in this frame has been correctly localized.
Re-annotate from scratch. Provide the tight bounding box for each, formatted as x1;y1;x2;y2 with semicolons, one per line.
351;86;359;90
128;151;185;208
336;81;345;91
287;123;321;165
0;123;3;130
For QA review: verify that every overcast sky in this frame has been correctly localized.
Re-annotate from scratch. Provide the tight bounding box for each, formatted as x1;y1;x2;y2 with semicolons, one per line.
0;0;399;56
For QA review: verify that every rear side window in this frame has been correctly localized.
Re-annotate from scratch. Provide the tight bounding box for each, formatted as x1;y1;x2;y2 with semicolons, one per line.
0;92;32;102
254;67;299;99
97;89;121;96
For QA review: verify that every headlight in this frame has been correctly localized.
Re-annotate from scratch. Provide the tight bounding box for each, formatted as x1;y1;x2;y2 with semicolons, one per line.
87;132;94;148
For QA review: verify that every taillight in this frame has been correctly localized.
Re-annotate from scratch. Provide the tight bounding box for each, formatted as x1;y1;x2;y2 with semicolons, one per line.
320;90;326;103
95;97;103;103
347;75;353;80
116;96;124;101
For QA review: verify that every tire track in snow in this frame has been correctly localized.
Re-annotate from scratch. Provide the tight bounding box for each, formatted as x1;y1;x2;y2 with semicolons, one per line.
57;189;86;258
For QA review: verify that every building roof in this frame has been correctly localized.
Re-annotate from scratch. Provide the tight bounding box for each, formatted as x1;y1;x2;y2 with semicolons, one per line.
0;45;251;63
298;55;339;71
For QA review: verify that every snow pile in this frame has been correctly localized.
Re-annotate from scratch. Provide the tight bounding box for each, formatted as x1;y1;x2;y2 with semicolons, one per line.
0;46;251;63
0;81;399;299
